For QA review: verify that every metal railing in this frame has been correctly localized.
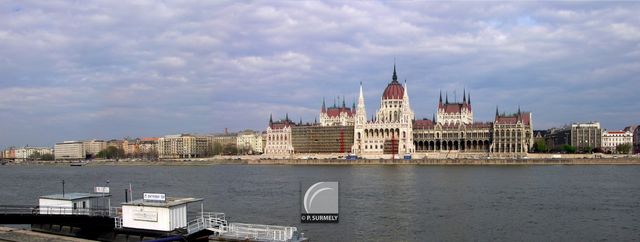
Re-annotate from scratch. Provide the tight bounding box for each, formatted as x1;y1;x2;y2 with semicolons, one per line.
0;205;113;217
186;212;227;235
114;217;123;229
225;222;298;241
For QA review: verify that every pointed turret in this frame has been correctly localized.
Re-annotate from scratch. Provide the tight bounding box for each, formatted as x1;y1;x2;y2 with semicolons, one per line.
439;90;443;108
392;63;398;82
463;89;467;103
269;113;273;125
446;93;449;104
285;113;289;121
468;92;471;105
432;113;436;122
495;106;499;117
342;95;346;108
352;100;356;112
356;81;367;125
321;97;326;112
299;117;302;125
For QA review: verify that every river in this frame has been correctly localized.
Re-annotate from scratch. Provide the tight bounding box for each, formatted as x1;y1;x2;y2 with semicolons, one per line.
1;164;639;241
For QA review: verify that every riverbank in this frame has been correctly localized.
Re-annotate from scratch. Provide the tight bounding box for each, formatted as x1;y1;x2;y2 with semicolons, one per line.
0;226;94;242
3;157;640;166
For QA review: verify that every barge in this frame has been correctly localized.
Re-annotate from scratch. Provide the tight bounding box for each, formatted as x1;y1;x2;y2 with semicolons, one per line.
0;188;307;242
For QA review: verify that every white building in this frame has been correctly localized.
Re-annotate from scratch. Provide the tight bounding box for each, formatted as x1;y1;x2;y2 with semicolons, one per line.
264;115;295;156
437;90;473;125
236;130;263;154
83;140;106;157
39;192;110;215
352;65;415;158
54;141;86;160
319;97;355;126
157;134;212;159
602;130;633;153
15;147;53;161
121;195;202;232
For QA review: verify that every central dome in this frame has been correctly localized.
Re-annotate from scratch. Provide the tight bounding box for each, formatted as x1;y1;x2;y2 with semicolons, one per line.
382;64;404;99
382;80;404;99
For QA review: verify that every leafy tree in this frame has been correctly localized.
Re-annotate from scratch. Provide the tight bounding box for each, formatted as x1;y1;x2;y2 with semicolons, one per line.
534;140;547;153
28;151;41;160
96;146;125;159
41;153;54;160
212;142;223;155
616;143;631;154
223;143;238;155
562;145;576;154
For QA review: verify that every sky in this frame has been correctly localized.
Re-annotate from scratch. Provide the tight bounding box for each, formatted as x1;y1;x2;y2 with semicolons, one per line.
1;1;639;148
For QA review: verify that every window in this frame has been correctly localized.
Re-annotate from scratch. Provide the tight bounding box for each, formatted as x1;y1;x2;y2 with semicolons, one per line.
82;201;86;208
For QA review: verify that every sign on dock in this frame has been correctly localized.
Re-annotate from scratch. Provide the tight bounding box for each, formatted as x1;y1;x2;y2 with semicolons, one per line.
143;193;166;202
94;186;110;194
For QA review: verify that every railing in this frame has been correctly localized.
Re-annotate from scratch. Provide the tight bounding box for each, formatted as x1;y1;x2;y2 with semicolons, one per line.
226;222;298;242
0;205;113;217
114;217;123;229
186;212;227;235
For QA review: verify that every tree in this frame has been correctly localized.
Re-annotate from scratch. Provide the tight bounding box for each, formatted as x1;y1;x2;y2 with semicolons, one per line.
96;146;125;159
562;145;576;154
28;151;41;160
534;140;547;153
223;143;238;155
41;153;54;161
616;143;631;154
212;142;223;155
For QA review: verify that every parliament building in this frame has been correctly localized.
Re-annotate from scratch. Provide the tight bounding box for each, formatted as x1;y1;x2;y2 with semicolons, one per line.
264;64;533;158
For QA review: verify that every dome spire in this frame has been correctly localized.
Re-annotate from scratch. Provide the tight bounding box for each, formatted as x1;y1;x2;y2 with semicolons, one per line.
392;62;398;82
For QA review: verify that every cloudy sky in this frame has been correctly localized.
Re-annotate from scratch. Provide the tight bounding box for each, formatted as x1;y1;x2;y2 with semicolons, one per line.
1;1;639;148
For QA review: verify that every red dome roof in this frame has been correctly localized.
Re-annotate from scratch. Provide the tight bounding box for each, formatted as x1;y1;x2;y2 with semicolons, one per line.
382;80;404;99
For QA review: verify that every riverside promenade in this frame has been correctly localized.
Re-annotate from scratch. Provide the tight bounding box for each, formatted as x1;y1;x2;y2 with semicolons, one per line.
3;155;640;166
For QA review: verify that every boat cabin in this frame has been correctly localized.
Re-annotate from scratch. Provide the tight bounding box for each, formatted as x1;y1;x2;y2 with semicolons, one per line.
121;195;203;232
39;193;111;215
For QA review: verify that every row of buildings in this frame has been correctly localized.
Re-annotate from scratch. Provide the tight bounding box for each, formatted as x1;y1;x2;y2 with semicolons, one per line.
540;122;639;153
264;65;535;158
1;130;265;161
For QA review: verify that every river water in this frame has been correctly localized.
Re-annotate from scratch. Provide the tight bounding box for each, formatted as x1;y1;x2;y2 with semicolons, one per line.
0;164;639;241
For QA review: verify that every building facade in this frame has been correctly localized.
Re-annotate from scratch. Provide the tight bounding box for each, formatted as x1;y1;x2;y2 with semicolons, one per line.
602;130;633;153
264;115;295;156
157;134;212;159
292;125;354;154
413;91;494;153
570;122;602;151
54;141;86;160
352;65;415;157
319;98;355;126
236;130;263;154
15;147;53;161
491;108;534;154
83;140;106;157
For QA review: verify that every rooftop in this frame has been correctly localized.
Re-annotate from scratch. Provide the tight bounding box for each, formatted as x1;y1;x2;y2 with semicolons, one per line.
40;192;110;201
122;197;203;208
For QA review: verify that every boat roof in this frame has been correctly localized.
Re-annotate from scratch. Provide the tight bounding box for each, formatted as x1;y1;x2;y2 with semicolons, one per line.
122;197;203;208
40;193;110;201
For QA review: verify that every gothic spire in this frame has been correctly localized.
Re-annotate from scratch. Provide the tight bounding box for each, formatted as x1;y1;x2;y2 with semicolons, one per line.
468;92;471;105
392;63;398;82
432;113;436;122
439;90;443;103
342;95;346;108
269;113;273;125
463;89;466;103
495;106;499;117
321;97;326;112
285;113;289;121
446;92;449;104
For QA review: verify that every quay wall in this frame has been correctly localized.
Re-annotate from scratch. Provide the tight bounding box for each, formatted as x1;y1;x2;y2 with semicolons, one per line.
245;158;640;165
